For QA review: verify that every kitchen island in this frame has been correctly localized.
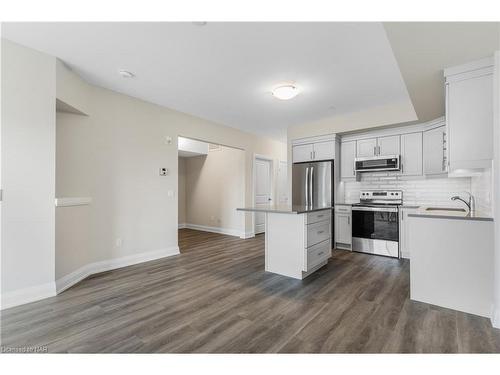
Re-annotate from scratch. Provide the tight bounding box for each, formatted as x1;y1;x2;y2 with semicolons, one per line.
237;205;333;279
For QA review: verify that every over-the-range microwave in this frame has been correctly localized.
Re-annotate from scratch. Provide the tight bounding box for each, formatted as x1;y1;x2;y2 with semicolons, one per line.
354;155;400;173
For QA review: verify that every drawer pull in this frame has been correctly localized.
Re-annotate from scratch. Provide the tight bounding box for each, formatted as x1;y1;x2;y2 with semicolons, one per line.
317;251;324;256
317;214;324;218
317;230;324;234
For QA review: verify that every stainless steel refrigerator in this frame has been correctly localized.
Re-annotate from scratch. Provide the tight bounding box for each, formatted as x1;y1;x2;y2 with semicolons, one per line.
292;160;334;243
292;161;333;208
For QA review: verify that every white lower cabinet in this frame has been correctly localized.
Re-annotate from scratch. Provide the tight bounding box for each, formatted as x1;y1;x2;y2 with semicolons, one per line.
335;205;352;250
304;211;332;272
399;207;418;259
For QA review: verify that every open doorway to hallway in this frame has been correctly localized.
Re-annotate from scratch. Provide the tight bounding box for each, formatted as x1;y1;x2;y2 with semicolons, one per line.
177;136;245;252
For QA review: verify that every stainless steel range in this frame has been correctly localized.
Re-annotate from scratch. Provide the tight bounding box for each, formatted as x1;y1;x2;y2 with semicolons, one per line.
351;190;402;258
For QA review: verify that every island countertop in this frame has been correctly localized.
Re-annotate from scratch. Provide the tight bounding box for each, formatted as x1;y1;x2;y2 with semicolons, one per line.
236;205;333;214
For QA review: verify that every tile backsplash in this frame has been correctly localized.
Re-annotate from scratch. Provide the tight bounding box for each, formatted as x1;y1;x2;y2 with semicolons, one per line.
341;170;492;215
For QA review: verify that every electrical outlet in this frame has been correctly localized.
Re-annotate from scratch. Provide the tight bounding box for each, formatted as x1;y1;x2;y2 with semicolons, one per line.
115;238;123;248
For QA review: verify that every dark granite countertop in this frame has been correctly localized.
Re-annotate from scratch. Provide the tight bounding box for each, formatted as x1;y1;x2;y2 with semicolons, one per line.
237;205;333;214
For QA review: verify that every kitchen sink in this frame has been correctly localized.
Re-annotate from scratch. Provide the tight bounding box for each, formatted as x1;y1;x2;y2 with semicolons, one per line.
425;207;467;212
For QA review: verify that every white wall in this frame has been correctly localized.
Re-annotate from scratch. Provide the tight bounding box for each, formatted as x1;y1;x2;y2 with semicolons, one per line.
1;40;56;308
180;146;245;236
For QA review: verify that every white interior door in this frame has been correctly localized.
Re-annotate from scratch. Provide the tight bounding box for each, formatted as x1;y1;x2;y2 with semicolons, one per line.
255;158;272;234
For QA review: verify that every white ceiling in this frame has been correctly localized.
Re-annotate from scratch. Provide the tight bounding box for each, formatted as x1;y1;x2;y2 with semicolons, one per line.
2;22;416;139
384;22;499;123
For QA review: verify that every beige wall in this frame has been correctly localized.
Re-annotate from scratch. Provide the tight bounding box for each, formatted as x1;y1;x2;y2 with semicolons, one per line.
1;40;56;305
180;146;245;233
178;157;187;225
55;60;286;280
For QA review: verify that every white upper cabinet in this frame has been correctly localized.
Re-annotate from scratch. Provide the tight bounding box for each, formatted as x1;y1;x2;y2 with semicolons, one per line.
292;143;314;163
445;57;494;172
377;135;400;156
292;138;336;163
400;132;422;176
356;135;400;158
356;138;377;157
313;140;335;161
340;141;356;179
424;125;447;175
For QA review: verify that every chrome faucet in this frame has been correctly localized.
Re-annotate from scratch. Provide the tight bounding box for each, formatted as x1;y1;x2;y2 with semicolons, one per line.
451;192;475;213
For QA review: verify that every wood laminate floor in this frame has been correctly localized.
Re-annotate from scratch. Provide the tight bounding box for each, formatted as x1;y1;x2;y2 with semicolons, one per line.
1;229;499;353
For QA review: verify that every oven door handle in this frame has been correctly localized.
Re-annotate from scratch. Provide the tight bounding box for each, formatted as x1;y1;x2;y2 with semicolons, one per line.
352;206;398;213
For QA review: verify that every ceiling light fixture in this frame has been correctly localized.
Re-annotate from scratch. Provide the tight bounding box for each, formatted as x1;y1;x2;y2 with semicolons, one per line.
118;70;135;78
272;84;299;100
192;22;207;26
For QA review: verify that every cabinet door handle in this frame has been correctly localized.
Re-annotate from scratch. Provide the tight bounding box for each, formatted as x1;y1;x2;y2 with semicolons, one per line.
348;217;350;225
317;251;324;256
373;146;377;156
317;230;324;234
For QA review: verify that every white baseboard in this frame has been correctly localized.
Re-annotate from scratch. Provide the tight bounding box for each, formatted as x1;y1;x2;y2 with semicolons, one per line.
55;246;180;294
401;252;410;260
178;223;187;229
240;231;255;239
492;304;500;329
1;282;56;310
183;223;243;237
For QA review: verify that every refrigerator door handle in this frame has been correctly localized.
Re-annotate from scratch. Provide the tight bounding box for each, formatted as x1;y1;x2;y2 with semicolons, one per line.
305;167;309;207
310;166;314;207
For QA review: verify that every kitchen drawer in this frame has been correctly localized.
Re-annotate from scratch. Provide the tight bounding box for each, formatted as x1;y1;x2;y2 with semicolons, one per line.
305;210;331;224
335;205;352;213
305;240;331;271
306;220;330;247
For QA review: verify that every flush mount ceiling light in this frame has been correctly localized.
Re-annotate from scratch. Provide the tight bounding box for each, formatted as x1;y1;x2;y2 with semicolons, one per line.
271;84;299;100
118;70;135;78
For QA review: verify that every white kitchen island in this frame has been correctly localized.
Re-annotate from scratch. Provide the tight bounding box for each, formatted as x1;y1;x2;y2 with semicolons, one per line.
237;206;333;279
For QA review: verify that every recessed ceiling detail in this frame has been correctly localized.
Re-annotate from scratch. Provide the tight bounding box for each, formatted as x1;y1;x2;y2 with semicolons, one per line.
3;22;418;139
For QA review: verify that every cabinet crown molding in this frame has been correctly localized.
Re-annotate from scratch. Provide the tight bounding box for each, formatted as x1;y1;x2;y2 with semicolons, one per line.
291;133;338;146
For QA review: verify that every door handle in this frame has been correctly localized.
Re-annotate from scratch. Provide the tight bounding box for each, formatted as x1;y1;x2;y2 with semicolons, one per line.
309;166;314;207
305;167;309;207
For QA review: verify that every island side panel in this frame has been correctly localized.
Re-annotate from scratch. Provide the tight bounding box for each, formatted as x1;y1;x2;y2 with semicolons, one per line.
265;212;305;279
409;216;494;318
